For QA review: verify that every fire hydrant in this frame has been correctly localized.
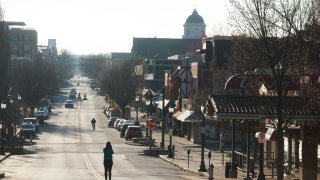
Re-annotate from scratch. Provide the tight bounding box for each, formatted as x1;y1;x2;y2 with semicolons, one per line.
208;164;214;180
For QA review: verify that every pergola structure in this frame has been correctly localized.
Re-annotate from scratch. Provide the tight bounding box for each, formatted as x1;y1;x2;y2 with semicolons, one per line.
204;95;320;179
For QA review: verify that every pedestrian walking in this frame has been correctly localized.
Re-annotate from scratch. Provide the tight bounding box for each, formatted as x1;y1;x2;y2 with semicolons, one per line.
103;141;114;180
91;118;96;130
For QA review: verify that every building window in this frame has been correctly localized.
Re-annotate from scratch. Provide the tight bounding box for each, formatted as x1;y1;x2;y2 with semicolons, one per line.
10;44;18;51
10;34;19;41
24;45;32;51
23;34;33;41
24;54;32;59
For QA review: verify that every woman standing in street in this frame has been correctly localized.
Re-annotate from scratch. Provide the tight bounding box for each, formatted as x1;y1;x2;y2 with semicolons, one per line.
103;141;114;180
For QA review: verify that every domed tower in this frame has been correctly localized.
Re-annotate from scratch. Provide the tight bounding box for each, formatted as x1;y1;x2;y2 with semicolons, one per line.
183;9;206;39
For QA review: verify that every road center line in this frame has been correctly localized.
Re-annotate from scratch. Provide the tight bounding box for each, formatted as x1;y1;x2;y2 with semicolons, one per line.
76;112;80;143
82;153;104;180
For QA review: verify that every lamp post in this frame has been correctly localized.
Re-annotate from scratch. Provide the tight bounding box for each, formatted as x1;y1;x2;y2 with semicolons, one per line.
0;101;7;155
167;107;174;158
160;87;165;148
198;102;207;172
257;131;266;180
145;100;150;137
135;96;139;123
257;106;266;180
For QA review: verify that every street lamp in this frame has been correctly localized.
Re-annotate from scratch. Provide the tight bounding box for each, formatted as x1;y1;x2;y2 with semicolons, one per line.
167;107;174;158
145;100;150;137
160;87;166;148
257;106;266;180
198;102;207;172
135;96;139;123
256;131;266;180
0;101;7;155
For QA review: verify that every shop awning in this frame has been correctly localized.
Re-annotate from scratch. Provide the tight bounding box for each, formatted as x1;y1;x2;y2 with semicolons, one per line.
206;95;320;121
172;110;183;119
176;110;202;122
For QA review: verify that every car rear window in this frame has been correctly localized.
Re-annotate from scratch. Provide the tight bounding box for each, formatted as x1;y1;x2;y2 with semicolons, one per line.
129;127;141;131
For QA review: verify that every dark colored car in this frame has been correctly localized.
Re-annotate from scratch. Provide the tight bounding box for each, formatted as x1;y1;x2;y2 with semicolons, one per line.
120;123;135;137
20;122;36;138
23;117;40;132
108;117;118;127
65;99;74;108
125;126;143;140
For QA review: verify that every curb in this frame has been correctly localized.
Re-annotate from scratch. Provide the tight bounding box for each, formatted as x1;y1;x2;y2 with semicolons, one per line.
159;155;208;177
0;153;11;179
0;153;11;163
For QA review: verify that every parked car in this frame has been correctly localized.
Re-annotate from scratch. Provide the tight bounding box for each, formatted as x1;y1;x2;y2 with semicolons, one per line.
116;119;129;131
120;123;135;137
118;120;134;131
38;98;52;112
36;110;48;120
65;99;74;108
38;107;49;116
125;126;143;140
114;118;124;129
108;117;118;127
20;122;36;138
107;108;122;118
23;117;39;132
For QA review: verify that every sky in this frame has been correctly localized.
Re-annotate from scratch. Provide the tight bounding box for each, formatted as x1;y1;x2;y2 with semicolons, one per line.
0;0;231;55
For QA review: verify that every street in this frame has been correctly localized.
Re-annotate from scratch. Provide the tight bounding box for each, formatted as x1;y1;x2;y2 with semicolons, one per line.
0;76;198;180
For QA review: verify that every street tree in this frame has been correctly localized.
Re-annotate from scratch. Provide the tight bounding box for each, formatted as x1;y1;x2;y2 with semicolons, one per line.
79;54;109;78
229;0;320;179
0;19;11;102
99;60;140;118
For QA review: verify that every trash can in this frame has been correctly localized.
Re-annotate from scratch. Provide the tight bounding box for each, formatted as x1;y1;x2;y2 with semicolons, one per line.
225;162;231;178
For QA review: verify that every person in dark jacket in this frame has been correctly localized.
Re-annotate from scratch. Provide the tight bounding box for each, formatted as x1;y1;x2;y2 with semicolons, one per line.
103;141;114;180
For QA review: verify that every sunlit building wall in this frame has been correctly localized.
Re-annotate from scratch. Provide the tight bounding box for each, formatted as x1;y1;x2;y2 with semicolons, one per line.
9;27;38;61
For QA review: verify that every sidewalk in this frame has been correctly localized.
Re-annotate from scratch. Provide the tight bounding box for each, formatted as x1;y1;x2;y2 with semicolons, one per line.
152;129;247;180
0;152;11;178
134;109;278;180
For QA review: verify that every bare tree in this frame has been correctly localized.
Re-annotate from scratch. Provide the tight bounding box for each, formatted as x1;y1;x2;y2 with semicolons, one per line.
99;61;140;118
79;54;109;78
229;0;320;179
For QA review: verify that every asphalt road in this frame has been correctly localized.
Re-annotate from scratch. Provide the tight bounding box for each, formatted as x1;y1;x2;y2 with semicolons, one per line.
0;76;197;180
